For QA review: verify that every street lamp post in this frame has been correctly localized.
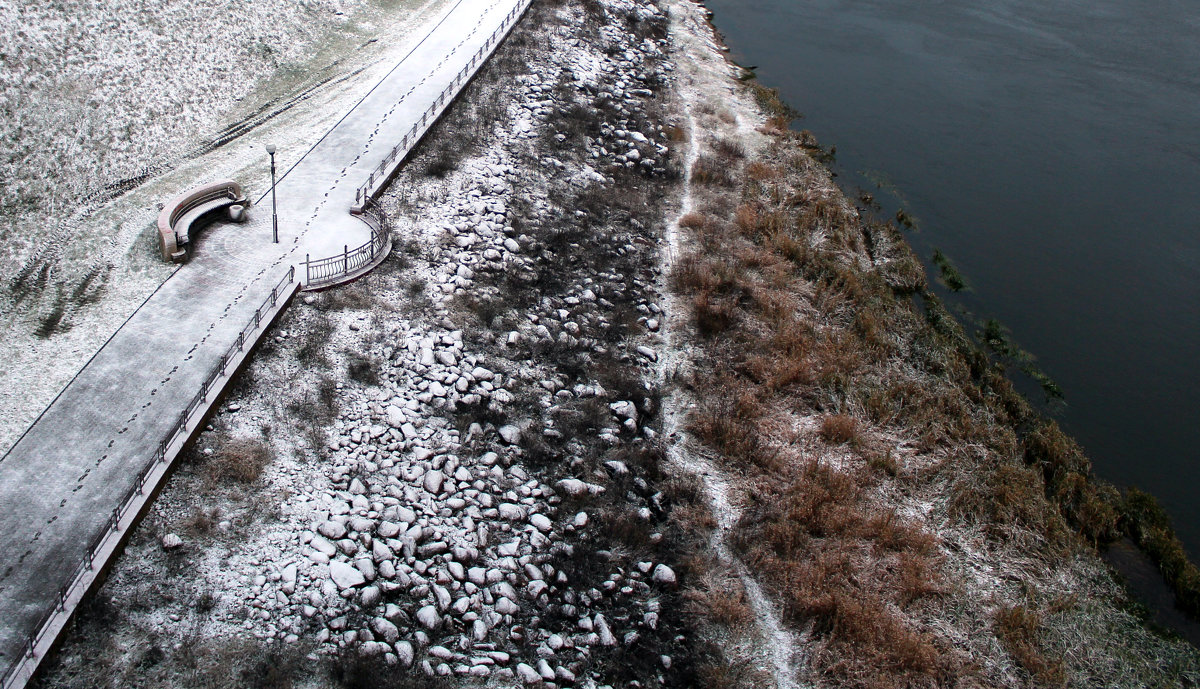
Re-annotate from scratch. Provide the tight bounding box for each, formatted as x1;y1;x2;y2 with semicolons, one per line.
265;144;278;244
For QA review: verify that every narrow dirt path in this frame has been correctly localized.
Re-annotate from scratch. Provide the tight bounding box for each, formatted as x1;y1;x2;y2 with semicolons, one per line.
656;2;805;685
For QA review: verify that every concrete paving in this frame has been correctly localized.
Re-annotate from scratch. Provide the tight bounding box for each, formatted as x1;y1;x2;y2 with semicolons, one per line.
0;0;524;680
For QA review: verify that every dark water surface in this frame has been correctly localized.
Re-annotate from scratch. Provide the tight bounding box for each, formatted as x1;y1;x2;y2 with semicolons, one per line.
706;0;1200;552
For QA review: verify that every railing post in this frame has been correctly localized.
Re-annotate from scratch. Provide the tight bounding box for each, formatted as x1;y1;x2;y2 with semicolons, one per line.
305;254;310;284
344;245;349;274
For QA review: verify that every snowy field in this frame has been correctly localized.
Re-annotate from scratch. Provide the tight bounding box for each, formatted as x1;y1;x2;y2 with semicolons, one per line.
0;0;452;455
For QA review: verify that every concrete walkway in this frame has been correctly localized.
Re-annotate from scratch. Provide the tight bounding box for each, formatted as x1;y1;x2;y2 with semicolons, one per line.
0;0;526;683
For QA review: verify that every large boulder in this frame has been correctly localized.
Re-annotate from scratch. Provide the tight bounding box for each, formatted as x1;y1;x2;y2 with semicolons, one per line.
330;561;366;589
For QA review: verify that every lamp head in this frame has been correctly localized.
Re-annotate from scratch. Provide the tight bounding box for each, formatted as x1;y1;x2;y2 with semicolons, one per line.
265;143;276;155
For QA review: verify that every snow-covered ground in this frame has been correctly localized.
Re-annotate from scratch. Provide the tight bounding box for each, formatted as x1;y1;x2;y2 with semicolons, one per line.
35;0;699;686
0;0;454;456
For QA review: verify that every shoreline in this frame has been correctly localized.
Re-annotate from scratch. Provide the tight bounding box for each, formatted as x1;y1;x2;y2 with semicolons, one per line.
699;0;1200;643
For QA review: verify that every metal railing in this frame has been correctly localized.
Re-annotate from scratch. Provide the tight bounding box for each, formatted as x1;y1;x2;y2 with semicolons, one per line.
0;266;296;689
303;200;390;288
1;1;534;681
352;0;531;210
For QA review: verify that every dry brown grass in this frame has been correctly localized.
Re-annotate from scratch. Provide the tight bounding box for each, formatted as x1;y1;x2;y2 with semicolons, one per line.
692;290;738;335
205;438;273;485
665;124;689;142
691;154;737;187
819;413;859;445
734;203;760;236
994;604;1067;687
746;161;777;181
668;95;1102;686
180;507;220;537
735;460;961;686
711;136;746;161
678;211;710;230
670;67;1200;685
684;570;754;629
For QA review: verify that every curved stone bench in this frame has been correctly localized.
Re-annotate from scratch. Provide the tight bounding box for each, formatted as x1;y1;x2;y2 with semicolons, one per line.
157;180;249;262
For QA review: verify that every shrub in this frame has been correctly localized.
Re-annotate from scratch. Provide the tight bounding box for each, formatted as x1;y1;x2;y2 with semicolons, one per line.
711;137;746;161
424;147;461;177
206;438;272;485
346;353;380;386
684;571;753;628
745;161;776;181
690;154;736;187
994;604;1066;687
692;290;737;335
819;414;858;445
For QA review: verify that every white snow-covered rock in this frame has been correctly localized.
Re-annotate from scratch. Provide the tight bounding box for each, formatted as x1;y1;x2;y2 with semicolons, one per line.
530;513;553;532
652;563;677;586
498;503;527;521
516;663;541;684
370;617;400;643
417;605;442;630
395;640;415;667
595;614;617;646
498;425;522;444
609;400;637;420
318;521;347;540
423;469;445;494
330;561;366;589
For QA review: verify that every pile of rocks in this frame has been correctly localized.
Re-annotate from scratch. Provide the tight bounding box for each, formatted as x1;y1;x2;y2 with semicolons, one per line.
222;313;678;683
188;0;682;685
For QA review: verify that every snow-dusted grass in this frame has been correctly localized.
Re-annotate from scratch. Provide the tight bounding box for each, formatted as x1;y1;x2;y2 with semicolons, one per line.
1;0;367;259
661;2;1200;684
0;0;453;456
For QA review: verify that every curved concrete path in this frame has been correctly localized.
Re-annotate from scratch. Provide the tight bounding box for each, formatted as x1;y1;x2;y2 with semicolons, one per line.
0;0;527;684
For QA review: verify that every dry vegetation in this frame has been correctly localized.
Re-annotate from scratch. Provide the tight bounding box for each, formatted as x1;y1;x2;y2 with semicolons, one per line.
671;80;1200;687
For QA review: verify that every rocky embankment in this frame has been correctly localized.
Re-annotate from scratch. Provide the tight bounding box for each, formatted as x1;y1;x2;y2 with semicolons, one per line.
35;0;709;687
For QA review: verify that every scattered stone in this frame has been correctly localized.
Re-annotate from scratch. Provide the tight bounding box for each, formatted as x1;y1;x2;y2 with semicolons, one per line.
652;563;677;586
498;425;522;445
424;469;445;494
417;605;441;630
530;513;553;533
318;521;347;540
498;503;527;521
330;561;366;589
516;663;541;684
395;641;415;667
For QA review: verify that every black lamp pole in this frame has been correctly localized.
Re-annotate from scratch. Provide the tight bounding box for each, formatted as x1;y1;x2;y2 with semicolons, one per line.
266;144;278;243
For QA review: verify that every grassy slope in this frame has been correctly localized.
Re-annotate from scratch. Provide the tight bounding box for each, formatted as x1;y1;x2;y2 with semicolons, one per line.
668;57;1200;687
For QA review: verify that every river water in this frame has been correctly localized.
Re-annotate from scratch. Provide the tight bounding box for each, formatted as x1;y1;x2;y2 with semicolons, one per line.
706;0;1200;555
